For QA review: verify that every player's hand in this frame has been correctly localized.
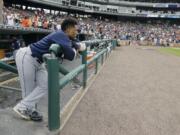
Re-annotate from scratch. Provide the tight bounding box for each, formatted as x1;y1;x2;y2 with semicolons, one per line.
78;42;86;52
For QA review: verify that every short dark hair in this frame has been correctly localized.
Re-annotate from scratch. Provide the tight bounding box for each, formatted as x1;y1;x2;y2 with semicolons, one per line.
61;18;78;31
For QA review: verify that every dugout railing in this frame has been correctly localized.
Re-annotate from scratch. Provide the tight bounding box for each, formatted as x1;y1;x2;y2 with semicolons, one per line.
0;39;117;131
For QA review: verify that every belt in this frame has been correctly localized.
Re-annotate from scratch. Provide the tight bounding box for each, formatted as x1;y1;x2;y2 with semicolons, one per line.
31;55;43;64
34;57;43;64
27;46;43;64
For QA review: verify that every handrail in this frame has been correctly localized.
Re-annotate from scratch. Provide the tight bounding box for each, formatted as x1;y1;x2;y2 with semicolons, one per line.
0;61;18;74
0;39;118;131
44;39;117;131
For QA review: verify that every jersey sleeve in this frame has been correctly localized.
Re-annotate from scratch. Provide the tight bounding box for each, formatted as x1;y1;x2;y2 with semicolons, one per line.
51;33;76;61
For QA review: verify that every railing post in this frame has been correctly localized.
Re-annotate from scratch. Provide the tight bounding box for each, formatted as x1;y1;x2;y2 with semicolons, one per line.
81;48;87;88
47;58;60;131
105;48;108;59
112;39;117;50
95;58;99;74
101;53;104;65
105;51;107;59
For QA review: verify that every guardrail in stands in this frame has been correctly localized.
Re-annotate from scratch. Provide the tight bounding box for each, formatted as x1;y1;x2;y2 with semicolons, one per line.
0;24;53;33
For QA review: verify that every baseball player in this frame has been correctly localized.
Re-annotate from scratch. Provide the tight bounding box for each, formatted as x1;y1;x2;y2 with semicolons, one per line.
13;18;86;121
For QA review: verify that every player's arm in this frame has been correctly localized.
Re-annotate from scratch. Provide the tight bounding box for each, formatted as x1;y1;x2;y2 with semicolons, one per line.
52;36;76;61
72;40;86;52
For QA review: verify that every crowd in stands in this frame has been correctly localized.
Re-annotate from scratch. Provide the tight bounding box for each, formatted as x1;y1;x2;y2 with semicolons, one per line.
78;18;179;45
3;6;61;30
2;6;180;45
113;22;179;45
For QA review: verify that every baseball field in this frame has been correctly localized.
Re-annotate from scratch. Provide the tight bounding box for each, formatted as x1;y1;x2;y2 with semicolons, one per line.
159;47;180;56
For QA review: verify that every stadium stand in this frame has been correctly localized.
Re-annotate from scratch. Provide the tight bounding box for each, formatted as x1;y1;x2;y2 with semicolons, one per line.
1;5;179;44
0;0;179;61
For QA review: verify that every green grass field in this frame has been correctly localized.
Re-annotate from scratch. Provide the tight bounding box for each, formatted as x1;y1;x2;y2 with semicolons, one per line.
159;48;180;57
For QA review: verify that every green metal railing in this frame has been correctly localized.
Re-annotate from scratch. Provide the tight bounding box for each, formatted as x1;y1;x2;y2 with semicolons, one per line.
0;39;117;131
0;61;18;73
44;39;117;131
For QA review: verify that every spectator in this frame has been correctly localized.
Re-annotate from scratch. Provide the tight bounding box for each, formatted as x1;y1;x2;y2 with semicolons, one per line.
21;16;31;27
42;19;49;29
6;12;14;26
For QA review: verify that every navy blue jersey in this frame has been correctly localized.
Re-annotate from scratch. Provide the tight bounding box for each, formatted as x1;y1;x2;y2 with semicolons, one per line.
30;30;78;61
